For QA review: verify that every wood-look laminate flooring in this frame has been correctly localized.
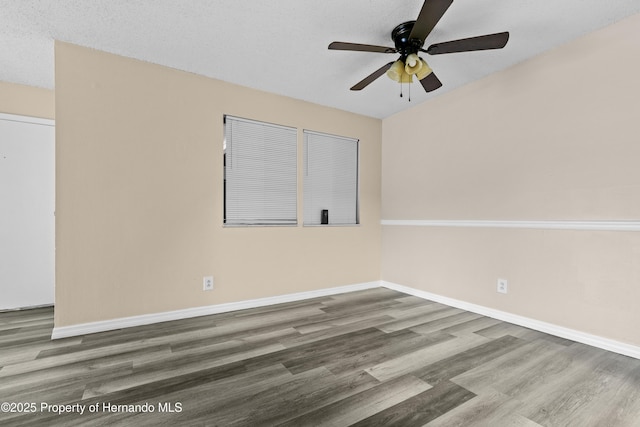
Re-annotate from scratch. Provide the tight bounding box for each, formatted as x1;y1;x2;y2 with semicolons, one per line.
2;287;640;426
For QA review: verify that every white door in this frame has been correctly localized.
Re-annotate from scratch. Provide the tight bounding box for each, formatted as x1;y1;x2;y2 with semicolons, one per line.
0;113;55;310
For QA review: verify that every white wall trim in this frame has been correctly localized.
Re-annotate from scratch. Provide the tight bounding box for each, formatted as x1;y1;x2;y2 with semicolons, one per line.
381;219;640;232
50;281;380;339
0;112;54;126
382;281;640;360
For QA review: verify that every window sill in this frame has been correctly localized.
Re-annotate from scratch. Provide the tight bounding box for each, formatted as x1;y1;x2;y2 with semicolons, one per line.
303;224;360;227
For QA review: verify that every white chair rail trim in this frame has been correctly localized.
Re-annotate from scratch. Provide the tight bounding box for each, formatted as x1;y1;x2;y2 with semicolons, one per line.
381;219;640;232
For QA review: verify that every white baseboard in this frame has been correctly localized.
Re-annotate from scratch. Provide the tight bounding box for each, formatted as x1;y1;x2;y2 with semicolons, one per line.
51;279;640;360
382;281;640;360
50;281;380;339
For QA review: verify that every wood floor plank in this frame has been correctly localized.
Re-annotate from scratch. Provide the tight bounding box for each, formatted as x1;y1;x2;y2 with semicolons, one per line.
295;308;396;331
0;306;53;325
522;347;640;427
319;287;404;308
2;361;248;426
169;326;300;353
462;341;611;404
589;364;640;426
408;311;484;335
451;337;573;395
415;335;525;386
386;300;450;317
0;337;179;377
279;315;396;348
0;362;132;405
365;332;490;382
83;342;284;398
243;327;395;374
279;374;432;427
351;380;476;427
0;337;84;368
281;327;395;374
80;364;299;427
0;345;170;397
325;330;455;377
425;388;543;427
171;368;380;426
475;321;550;341
376;305;463;333
438;316;503;336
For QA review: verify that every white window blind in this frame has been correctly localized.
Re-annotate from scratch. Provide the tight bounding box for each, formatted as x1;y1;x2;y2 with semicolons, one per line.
224;116;297;225
303;130;358;225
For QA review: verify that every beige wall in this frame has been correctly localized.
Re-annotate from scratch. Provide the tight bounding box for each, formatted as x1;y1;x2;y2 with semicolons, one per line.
0;81;54;119
55;42;381;327
382;14;640;346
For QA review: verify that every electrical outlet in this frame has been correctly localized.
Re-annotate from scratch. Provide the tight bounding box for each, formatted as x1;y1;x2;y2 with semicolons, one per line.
203;276;214;291
497;278;508;294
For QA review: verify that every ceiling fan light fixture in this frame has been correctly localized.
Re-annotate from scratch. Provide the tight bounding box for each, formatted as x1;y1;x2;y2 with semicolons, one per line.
386;59;405;82
329;0;510;95
404;53;422;75
415;58;433;80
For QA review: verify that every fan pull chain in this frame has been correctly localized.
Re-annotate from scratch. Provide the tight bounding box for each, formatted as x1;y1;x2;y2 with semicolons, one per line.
399;81;412;101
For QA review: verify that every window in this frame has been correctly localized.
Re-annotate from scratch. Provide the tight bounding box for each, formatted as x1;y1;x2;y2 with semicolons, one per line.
303;130;359;225
224;116;297;226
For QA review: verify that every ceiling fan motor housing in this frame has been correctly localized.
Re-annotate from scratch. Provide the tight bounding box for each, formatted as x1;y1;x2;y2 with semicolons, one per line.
391;21;423;59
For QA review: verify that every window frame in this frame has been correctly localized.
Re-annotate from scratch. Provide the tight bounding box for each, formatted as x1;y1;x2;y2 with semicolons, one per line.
223;115;298;227
302;129;360;227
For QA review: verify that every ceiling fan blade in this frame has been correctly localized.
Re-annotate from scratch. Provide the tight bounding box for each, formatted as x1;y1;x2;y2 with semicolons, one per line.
409;0;454;44
350;62;394;91
425;32;510;55
329;42;396;54
419;72;442;92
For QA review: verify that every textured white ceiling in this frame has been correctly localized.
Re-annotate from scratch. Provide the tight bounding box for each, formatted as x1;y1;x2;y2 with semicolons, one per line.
1;0;640;118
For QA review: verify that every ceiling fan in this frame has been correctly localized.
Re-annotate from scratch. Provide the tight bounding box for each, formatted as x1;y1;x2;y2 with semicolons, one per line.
328;0;509;94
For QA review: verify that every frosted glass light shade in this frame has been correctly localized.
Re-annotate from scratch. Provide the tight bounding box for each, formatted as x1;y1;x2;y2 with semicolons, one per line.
386;60;405;82
400;71;413;83
415;58;433;80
